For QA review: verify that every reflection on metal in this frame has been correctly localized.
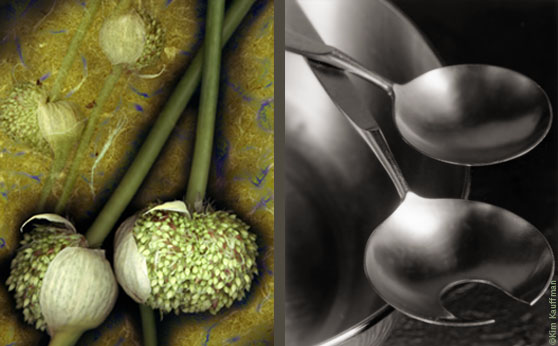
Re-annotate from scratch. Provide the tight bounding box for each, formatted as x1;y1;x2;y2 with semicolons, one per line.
286;0;468;344
303;20;555;333
365;189;554;326
287;31;553;167
311;44;554;327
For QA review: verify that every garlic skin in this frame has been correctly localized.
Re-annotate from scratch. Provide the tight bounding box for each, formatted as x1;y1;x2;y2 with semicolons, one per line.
98;12;146;66
114;201;259;315
6;214;118;335
40;247;118;336
113;215;152;303
99;9;165;69
37;100;83;155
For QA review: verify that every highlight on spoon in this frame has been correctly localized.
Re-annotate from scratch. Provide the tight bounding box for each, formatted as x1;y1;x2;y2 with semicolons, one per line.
364;192;555;326
393;64;553;166
287;31;553;166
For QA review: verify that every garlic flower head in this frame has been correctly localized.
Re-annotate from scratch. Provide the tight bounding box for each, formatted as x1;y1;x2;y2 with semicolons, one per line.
0;82;83;156
114;201;259;315
0;82;49;154
98;9;165;70
6;214;118;336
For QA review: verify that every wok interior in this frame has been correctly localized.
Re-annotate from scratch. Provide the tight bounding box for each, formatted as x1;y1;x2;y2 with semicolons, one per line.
286;0;469;344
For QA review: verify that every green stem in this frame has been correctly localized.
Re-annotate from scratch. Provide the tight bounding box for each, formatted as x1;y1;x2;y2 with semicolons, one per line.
37;0;102;210
49;0;101;102
84;0;256;248
48;0;132;102
139;5;224;346
139;4;225;346
48;329;83;346
55;65;124;214
185;0;225;206
140;304;157;346
37;142;74;211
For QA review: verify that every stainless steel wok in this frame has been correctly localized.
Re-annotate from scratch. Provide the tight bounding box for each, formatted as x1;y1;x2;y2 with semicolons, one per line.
285;0;470;344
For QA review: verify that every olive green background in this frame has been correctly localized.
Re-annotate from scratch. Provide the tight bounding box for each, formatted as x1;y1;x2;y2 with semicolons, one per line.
0;0;274;344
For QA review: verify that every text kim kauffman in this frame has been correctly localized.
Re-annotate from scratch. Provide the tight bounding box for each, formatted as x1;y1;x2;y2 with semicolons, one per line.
550;280;556;345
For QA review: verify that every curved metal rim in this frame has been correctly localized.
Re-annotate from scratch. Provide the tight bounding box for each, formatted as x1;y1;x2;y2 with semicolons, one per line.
316;305;395;346
301;0;472;344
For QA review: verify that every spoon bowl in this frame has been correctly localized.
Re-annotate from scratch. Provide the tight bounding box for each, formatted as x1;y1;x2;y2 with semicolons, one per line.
395;65;552;165
286;30;553;166
364;191;555;326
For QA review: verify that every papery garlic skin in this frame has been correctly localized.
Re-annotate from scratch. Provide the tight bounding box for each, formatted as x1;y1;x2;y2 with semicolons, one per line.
6;215;87;330
40;247;118;336
37;100;83;155
114;201;259;315
99;9;165;69
6;214;118;335
98;12;146;66
114;215;151;303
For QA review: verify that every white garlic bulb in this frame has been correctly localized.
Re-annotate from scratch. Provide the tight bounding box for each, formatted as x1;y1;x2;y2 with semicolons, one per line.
37;100;83;155
98;12;146;66
98;9;165;69
114;201;258;315
6;214;118;338
40;247;117;336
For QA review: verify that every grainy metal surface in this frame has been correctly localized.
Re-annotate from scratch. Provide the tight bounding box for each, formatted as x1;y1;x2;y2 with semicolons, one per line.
384;281;554;346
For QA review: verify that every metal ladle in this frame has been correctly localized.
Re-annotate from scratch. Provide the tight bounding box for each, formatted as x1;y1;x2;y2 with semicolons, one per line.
286;29;553;166
308;61;555;327
362;127;555;326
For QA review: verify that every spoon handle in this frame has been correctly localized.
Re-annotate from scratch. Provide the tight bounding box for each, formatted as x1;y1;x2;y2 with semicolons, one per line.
286;29;394;95
356;126;410;199
308;60;410;199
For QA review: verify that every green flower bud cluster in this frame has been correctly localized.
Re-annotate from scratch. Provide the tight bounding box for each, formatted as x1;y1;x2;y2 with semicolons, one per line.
134;10;165;70
0;82;49;154
132;208;258;315
6;225;87;330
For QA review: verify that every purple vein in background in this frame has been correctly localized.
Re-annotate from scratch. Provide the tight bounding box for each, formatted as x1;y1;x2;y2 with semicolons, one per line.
16;171;41;183
130;85;149;98
202;323;220;346
40;71;51;81
15;37;26;67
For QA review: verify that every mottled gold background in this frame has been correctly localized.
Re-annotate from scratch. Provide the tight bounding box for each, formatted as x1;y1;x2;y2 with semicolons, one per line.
0;0;274;344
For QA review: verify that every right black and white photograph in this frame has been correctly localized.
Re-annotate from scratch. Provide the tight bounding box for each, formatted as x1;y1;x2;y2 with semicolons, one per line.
285;0;557;345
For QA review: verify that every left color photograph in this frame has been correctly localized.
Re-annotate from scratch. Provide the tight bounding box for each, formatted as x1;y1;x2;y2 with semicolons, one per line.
0;0;274;344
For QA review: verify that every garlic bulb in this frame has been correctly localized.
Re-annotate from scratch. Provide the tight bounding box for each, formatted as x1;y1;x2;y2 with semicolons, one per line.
37;100;83;155
114;201;258;315
98;9;165;69
6;214;118;336
0;82;83;156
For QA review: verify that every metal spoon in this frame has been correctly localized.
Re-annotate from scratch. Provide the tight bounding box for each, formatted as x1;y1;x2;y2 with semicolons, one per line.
309;61;555;326
286;29;553;166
